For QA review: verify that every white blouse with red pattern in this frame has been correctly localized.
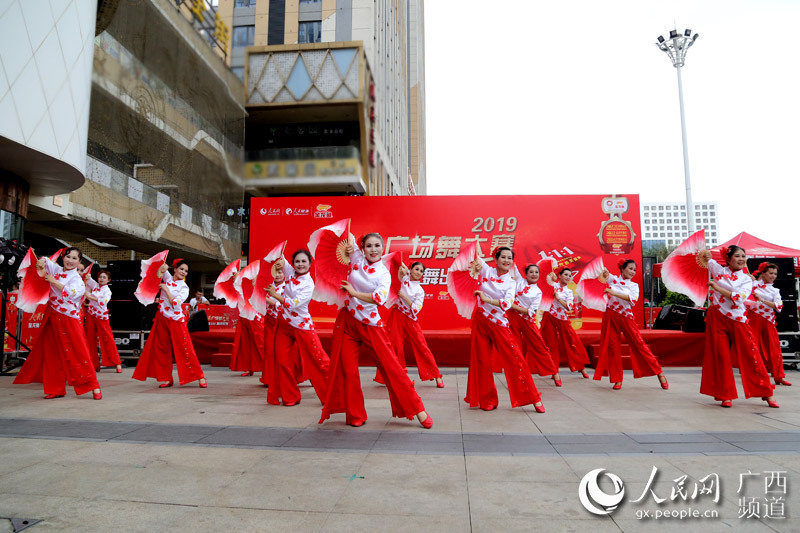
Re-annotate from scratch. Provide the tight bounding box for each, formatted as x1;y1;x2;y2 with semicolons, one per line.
708;259;752;323
45;257;85;320
751;281;782;325
546;279;574;321
85;277;111;320
281;265;315;330
266;281;284;320
606;274;638;320
475;262;514;327
344;249;390;327
514;279;542;321
158;271;189;323
396;275;424;321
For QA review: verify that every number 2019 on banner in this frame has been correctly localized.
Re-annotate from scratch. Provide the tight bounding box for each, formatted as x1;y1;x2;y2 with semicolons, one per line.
471;217;517;233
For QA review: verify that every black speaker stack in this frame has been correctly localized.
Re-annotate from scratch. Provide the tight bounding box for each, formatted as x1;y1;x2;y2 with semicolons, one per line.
653;304;706;333
106;260;158;333
748;257;798;332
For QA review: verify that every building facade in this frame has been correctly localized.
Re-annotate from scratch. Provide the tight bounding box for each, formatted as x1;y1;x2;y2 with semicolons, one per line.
217;0;426;197
2;0;247;275
640;201;719;249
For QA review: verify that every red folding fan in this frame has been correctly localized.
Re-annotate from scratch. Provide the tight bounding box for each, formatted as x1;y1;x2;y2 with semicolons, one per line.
308;218;352;308
235;260;260;320
381;251;404;308
134;250;169;305
447;241;479;319
575;256;608;312
661;229;708;307
214;258;241;309
536;256;559;311
16;248;50;313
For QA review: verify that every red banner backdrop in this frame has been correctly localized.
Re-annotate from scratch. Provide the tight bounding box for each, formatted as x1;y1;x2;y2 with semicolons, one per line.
3;292;46;353
249;195;643;331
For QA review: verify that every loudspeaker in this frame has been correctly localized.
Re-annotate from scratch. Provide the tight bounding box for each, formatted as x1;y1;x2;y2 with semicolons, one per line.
108;300;142;331
187;310;209;333
107;261;143;298
773;279;798;301
653;305;690;330
776;300;799;332
683;307;707;333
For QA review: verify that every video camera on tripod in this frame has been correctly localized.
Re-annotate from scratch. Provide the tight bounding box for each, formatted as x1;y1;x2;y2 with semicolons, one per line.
1;237;31;374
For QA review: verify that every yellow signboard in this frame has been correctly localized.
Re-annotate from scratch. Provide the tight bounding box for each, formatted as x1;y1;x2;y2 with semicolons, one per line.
245;158;361;180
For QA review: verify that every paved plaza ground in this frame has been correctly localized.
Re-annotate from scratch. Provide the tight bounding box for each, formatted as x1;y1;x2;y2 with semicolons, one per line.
0;365;798;532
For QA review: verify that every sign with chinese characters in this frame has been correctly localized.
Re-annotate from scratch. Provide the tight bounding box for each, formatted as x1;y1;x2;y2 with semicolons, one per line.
249;195;644;330
245;159;360;180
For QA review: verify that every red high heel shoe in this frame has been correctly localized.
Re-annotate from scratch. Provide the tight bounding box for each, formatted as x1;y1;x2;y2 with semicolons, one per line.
659;376;669;390
612;383;622;390
283;400;299;406
348;420;365;427
241;371;254;377
581;370;590;379
93;390;103;400
762;397;780;408
198;379;208;388
720;400;732;408
419;413;433;429
553;377;562;387
436;378;444;388
534;402;545;413
44;394;65;399
159;381;173;388
116;367;123;373
776;379;792;386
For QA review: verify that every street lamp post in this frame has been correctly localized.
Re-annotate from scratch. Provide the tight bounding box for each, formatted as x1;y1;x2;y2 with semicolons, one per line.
656;29;699;234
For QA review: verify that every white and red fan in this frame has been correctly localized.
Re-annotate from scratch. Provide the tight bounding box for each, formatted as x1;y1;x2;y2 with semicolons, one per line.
252;241;287;315
447;241;480;319
536;256;559;311
134;250;169;305
83;262;95;282
49;248;66;262
16;248;50;313
662;229;708;307
214;258;241;309
575;256;608;312
235;260;260;320
381;251;404;308
308;218;352;308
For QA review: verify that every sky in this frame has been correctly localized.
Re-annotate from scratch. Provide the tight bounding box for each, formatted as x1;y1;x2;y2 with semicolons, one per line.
424;0;800;250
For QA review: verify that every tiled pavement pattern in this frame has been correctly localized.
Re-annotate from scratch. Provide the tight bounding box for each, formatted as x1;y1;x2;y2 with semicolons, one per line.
1;366;798;532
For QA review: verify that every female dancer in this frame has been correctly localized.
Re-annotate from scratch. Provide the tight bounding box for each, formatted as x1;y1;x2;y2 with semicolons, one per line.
465;247;544;412
700;246;777;407
266;250;330;406
229;276;265;377
593;259;668;390
13;247;103;399
320;233;433;428
540;267;590;379
749;262;791;386
84;269;123;373
260;266;284;386
508;263;561;386
132;259;207;388
374;262;444;387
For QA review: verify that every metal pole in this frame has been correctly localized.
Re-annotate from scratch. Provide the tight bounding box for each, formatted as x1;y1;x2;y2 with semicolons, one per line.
675;62;695;233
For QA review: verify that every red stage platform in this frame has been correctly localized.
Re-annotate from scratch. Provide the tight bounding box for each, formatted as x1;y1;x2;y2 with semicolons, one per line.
191;328;704;369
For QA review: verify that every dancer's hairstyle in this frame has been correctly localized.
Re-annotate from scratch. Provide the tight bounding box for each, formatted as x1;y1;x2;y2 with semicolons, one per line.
292;249;312;263
410;261;424;271
558;267;572;275
722;245;746;263
524;264;539;275
493;246;514;260
172;258;188;269
753;261;778;279
618;259;636;272
360;233;384;248
97;269;111;280
64;247;83;260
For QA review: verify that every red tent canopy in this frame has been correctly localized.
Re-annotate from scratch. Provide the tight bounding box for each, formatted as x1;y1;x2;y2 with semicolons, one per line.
652;231;800;277
710;232;800;275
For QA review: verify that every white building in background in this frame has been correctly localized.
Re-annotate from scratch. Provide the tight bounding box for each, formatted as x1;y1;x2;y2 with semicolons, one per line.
640;201;719;249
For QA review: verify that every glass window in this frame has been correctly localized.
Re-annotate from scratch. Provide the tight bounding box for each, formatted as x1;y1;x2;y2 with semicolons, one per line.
235;0;256;6
233;25;255;48
298;21;321;43
232;67;245;81
300;0;321;3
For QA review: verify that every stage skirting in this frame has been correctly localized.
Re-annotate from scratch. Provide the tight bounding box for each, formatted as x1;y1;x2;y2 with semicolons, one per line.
191;328;705;368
